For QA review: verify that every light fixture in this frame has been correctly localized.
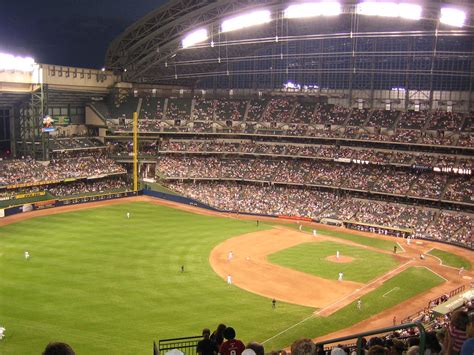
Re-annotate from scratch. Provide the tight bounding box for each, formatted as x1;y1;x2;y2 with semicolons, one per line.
440;7;466;27
0;53;36;72
182;28;209;48
284;2;342;18
356;2;422;20
221;10;271;33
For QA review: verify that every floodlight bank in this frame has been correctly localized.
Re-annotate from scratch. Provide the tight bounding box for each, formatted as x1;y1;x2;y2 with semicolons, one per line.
221;10;271;33
357;2;422;20
182;28;209;48
284;2;342;18
0;53;36;72
440;8;466;28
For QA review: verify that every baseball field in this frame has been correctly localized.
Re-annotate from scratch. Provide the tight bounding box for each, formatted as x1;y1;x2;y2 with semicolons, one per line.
0;198;470;354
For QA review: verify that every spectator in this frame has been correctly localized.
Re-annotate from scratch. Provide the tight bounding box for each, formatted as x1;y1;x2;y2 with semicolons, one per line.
444;310;469;355
245;342;264;355
368;345;388;355
42;342;75;355
210;324;226;348
219;327;245;355
290;338;316;355
461;312;474;355
197;328;218;355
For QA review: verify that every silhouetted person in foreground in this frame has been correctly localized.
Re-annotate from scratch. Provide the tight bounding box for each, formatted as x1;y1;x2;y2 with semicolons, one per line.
42;342;75;355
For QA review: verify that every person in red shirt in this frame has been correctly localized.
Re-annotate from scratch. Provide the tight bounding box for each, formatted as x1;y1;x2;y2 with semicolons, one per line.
219;327;245;355
445;310;468;355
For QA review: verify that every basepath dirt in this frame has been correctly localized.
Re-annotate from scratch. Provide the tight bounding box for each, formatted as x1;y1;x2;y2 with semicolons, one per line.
1;196;472;346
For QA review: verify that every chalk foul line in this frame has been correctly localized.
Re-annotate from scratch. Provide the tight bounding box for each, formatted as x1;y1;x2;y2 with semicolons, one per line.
382;287;400;297
262;260;412;345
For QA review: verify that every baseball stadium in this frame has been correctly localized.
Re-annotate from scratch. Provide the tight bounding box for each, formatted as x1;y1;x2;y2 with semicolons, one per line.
0;1;473;354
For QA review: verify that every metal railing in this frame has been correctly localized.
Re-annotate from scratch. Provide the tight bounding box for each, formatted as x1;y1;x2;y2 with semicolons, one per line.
154;335;202;355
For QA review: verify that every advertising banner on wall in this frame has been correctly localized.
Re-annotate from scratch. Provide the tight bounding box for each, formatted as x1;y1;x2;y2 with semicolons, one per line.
22;204;33;213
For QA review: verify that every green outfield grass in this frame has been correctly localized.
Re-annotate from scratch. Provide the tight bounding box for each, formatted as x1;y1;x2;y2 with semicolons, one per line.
263;266;445;350
268;241;399;283
427;249;472;270
0;202;444;354
264;222;397;252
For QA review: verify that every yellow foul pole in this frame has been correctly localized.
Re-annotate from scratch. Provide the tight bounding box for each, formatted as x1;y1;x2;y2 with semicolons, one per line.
133;111;138;192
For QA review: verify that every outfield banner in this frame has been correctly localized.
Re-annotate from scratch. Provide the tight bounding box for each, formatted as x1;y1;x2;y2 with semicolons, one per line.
334;158;351;163
278;215;312;222
7;180;61;189
15;191;46;199
345;220;412;233
34;200;57;209
22;204;33;213
87;174;107;180
319;218;344;226
63;178;77;182
0;196;10;201
59;191;136;206
0;191;137;220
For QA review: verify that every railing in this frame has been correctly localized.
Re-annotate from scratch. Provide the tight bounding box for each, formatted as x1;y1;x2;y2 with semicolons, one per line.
427;285;466;308
401;285;467;324
401;308;431;325
315;322;426;355
154;335;202;355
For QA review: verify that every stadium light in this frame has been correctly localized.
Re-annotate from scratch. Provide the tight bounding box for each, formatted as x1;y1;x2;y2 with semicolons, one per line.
221;10;271;33
0;52;36;72
398;3;422;20
356;2;422;20
440;8;466;27
284;2;342;18
182;28;209;48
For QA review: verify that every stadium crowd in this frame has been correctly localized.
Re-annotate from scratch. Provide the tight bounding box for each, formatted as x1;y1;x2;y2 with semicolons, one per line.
0;177;129;201
47;177;128;197
165;181;473;246
103;95;474;148
0;154;126;187
157;140;472;170
156;156;472;203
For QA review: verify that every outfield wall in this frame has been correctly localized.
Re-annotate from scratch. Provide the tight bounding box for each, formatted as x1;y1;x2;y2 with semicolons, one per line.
0;191;139;218
143;190;220;211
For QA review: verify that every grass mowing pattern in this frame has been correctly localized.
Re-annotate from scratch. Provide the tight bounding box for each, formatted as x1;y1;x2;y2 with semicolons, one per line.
263;222;396;252
0;203;444;354
264;266;445;350
427;249;471;270
0;202;311;354
267;241;399;283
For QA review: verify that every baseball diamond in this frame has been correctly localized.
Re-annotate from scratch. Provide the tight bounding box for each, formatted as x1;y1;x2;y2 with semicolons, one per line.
0;1;473;354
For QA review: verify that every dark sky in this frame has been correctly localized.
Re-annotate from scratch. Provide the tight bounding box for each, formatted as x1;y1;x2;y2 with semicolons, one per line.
0;0;168;68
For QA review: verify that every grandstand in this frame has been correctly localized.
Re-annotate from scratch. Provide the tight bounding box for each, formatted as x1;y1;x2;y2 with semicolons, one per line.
0;0;473;354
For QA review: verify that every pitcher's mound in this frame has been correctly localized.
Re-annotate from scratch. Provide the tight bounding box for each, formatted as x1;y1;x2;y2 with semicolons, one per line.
326;255;354;263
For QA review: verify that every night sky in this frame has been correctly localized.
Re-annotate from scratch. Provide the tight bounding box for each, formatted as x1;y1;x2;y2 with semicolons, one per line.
0;0;168;68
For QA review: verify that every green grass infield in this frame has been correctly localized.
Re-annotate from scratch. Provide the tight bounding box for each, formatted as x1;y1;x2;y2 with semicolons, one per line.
427;248;471;270
264;222;397;252
268;241;399;283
